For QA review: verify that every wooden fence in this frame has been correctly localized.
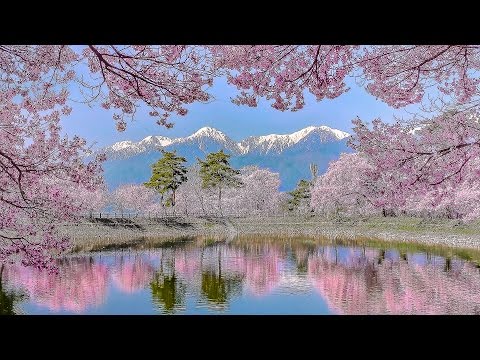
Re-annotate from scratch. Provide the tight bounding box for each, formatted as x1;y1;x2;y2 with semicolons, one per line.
83;212;297;220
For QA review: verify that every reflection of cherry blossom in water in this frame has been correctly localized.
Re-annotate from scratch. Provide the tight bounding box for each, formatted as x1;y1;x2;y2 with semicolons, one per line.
174;251;201;280
308;250;480;315
173;245;284;297
4;258;108;313
243;250;283;297
111;256;155;293
206;246;284;296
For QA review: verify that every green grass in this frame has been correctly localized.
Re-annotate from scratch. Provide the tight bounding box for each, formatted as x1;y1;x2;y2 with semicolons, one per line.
203;222;215;229
312;215;480;235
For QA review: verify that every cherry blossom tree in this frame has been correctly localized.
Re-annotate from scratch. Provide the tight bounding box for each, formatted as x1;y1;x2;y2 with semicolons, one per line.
358;45;480;110
223;166;282;216
210;45;480;114
311;153;382;217
401;157;480;221
350;111;480;213
111;184;157;217
5;45;479;128
73;186;109;218
210;45;358;111
174;165;282;217
175;165;218;216
313;149;480;221
0;91;105;270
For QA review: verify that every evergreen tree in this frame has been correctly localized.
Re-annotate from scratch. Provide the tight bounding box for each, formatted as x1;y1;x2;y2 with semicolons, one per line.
197;150;243;216
288;179;312;212
144;150;188;214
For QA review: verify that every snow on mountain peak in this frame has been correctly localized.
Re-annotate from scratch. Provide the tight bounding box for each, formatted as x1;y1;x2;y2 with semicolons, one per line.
288;126;318;143
188;127;227;140
104;125;350;158
237;125;350;154
317;126;350;140
139;135;172;147
111;140;138;151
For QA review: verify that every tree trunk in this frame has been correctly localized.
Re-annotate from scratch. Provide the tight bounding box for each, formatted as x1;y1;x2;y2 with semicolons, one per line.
198;192;206;216
172;190;176;216
218;186;223;217
161;195;167;217
218;248;222;279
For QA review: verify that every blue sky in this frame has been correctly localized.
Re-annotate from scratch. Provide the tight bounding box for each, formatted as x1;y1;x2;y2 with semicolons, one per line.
61;76;421;148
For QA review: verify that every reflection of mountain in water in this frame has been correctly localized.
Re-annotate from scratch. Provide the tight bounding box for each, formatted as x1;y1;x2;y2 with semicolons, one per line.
3;240;480;314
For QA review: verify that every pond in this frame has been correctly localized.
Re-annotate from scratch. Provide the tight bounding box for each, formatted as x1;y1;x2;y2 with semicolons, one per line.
2;237;480;315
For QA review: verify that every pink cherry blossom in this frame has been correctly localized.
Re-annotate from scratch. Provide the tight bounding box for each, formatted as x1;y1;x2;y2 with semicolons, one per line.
111;184;157;216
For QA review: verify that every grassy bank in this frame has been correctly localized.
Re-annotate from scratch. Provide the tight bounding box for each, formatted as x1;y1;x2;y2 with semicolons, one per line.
61;215;480;252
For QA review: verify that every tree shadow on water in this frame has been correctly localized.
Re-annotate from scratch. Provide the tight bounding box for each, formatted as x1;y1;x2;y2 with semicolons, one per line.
0;265;26;315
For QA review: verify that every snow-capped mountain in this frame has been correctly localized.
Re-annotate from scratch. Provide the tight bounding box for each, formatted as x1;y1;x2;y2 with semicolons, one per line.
104;125;350;159
238;126;349;154
104;136;172;158
101;125;352;191
172;127;241;154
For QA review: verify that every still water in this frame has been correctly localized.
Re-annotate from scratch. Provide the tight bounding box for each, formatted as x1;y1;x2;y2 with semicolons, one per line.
2;237;480;315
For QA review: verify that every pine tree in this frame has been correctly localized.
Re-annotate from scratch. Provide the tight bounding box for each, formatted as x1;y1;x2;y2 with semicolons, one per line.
144;150;188;214
197;150;243;216
288;179;312;213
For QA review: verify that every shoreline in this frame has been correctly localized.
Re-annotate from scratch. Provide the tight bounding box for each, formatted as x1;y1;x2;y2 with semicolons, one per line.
61;215;480;252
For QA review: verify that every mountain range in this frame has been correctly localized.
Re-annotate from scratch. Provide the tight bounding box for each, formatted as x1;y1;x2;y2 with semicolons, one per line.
101;125;352;191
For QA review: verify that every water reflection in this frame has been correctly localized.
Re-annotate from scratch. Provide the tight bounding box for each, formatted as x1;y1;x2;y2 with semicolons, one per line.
111;256;154;294
307;247;480;314
151;272;185;314
0;265;25;315
3;259;109;313
2;238;480;314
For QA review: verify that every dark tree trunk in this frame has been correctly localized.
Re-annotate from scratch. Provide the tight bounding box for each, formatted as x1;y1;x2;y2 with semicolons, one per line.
218;186;223;217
